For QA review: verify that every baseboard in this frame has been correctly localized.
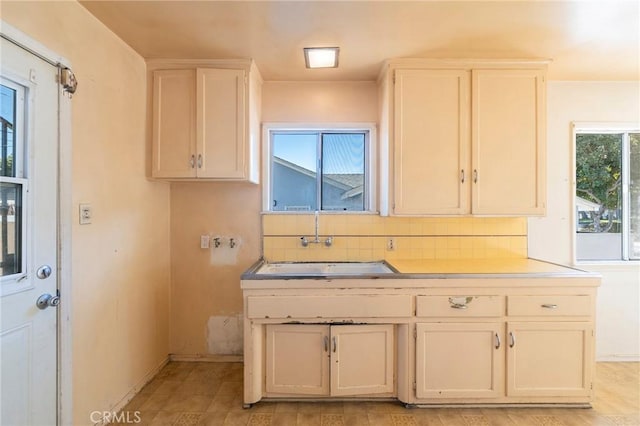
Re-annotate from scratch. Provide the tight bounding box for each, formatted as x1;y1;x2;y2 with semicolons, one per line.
93;356;169;426
169;353;243;363
596;355;640;362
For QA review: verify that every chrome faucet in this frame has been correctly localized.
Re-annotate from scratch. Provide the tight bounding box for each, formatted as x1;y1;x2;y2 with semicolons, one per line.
314;210;320;243
300;211;333;247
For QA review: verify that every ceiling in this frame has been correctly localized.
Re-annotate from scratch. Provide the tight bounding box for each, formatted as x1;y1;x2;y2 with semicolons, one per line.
80;1;640;81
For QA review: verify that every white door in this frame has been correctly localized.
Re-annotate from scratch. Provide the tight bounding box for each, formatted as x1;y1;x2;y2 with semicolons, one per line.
1;38;59;425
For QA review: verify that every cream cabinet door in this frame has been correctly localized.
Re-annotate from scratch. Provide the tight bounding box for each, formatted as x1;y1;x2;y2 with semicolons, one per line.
416;323;504;399
265;324;330;395
196;68;246;179
506;322;593;397
330;325;395;396
152;69;197;178
471;69;546;215
393;69;471;215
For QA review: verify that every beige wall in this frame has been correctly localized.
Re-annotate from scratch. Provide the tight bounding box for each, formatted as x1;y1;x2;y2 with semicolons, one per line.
262;81;378;123
529;81;640;360
2;2;171;424
169;182;261;356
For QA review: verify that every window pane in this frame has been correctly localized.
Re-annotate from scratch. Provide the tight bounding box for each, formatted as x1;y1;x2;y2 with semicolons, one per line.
630;133;640;260
272;133;317;211
321;133;365;211
575;133;623;260
1;182;22;276
1;84;17;178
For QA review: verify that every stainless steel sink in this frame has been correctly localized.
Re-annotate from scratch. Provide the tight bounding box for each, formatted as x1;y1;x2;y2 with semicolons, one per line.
254;261;396;276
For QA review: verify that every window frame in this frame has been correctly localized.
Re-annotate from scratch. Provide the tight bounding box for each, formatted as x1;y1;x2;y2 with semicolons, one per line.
572;122;640;263
1;76;29;284
262;123;377;213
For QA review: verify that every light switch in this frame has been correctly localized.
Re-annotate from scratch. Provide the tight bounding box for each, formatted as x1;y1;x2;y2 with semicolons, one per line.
79;203;92;225
200;235;210;249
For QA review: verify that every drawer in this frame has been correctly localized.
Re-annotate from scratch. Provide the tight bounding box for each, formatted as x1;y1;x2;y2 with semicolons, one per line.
247;295;413;319
416;295;504;317
508;295;592;317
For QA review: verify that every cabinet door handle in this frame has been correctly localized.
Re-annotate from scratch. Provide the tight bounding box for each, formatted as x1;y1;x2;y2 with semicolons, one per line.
197;154;203;168
461;169;465;183
324;336;329;352
541;304;558;309
473;169;478;183
495;333;501;349
332;336;337;353
189;155;195;169
509;331;515;348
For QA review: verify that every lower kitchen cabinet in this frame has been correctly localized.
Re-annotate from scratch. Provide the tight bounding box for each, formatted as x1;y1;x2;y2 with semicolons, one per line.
265;324;395;397
265;324;329;395
242;269;600;406
506;322;593;397
416;322;504;399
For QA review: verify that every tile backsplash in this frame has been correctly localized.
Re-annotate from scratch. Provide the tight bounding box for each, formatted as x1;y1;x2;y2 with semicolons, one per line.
262;214;527;261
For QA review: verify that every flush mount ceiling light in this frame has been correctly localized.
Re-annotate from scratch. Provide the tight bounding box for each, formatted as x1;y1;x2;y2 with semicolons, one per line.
304;47;340;69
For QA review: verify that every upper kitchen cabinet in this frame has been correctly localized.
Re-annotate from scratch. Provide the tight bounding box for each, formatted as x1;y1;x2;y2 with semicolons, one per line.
393;69;471;215
381;60;547;216
471;69;546;215
149;60;262;182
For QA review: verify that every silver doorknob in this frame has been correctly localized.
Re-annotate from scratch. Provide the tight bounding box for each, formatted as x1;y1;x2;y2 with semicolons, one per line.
36;265;52;279
36;293;60;310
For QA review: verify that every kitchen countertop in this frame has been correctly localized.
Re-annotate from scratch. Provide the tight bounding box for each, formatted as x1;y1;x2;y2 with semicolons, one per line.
387;258;589;275
241;258;601;284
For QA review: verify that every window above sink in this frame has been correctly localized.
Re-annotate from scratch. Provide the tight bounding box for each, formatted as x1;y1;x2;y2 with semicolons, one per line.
262;123;378;213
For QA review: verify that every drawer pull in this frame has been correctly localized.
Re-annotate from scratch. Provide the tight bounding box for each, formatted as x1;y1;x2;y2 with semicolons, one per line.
509;331;516;348
495;333;501;349
448;296;473;310
541;304;558;309
324;336;329;352
450;303;468;310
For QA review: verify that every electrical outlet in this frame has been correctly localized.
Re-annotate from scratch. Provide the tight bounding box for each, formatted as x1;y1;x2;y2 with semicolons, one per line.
200;235;210;249
79;203;92;225
387;238;395;251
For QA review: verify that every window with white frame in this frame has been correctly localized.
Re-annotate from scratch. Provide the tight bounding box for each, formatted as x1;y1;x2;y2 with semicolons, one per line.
264;126;375;212
1;79;26;278
575;127;639;261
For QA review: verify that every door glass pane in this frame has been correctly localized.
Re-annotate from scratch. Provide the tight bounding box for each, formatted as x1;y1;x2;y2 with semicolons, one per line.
0;182;22;276
272;133;317;211
321;133;365;211
630;133;640;260
1;84;16;177
575;133;623;260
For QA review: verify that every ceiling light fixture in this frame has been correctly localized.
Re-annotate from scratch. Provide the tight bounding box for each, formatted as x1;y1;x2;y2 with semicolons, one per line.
304;47;340;69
